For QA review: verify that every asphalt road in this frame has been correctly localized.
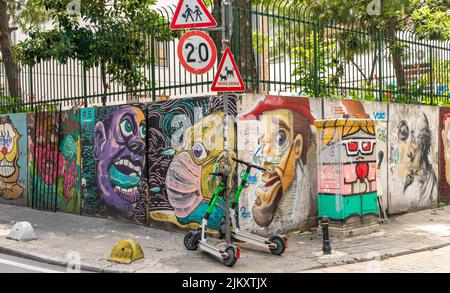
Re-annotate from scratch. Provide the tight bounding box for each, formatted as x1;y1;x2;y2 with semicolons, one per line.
0;253;92;273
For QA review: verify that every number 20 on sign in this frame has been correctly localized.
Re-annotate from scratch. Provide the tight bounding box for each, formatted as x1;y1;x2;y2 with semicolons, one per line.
177;30;217;75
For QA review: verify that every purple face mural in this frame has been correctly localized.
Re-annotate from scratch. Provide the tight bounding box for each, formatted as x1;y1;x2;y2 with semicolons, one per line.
93;106;146;218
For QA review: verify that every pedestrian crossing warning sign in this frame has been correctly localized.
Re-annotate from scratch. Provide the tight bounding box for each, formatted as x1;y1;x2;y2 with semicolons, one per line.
211;47;246;92
170;0;217;30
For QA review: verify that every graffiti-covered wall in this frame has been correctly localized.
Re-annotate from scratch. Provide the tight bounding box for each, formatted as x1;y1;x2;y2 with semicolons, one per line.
237;95;319;235
81;105;148;223
147;96;236;230
315;118;378;227
323;100;389;213
439;107;450;203
0;113;28;206
388;103;439;213
58;109;82;214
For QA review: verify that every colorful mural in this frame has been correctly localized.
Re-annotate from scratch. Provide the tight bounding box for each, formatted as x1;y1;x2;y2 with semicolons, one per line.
439;108;450;203
323;100;388;215
237;95;319;234
81;105;148;223
315;119;379;226
0;113;27;206
57;108;82;214
388;104;438;213
147;96;237;229
28;111;61;211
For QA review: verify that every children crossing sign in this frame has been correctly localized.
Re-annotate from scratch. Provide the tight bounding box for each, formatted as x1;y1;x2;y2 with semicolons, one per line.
211;47;246;92
170;0;217;30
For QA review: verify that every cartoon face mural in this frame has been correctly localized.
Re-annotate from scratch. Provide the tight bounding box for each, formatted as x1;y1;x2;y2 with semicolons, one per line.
0;115;25;201
93;106;146;218
389;104;438;213
324;99;389;217
316;119;378;226
239;96;316;233
439;109;450;203
148;96;237;229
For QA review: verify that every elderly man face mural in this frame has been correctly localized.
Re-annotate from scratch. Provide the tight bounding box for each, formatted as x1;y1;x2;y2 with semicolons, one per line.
94;106;146;218
241;96;314;229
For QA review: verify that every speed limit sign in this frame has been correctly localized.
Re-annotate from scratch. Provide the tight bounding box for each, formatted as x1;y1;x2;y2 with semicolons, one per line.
178;30;217;75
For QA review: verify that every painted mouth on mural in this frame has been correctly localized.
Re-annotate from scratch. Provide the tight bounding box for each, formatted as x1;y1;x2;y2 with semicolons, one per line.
108;157;142;203
0;159;15;177
253;170;283;227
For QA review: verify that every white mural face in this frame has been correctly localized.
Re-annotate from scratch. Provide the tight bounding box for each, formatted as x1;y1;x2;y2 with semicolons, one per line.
388;104;438;213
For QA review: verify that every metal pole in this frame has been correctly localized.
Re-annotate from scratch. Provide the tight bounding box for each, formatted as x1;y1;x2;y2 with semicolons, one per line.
222;0;232;245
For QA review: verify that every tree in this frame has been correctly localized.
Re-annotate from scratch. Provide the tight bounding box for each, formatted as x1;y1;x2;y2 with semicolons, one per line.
14;0;179;106
0;0;48;99
294;0;450;94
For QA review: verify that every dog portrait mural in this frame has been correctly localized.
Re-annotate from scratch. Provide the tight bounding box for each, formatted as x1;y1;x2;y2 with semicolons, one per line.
315;118;379;227
388;104;438;213
57;108;82;214
323;100;388;214
439;108;450;203
237;95;319;235
147;96;237;230
81;105;148;223
0;113;27;206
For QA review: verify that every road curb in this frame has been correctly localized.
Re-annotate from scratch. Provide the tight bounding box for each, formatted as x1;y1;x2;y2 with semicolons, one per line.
0;245;115;273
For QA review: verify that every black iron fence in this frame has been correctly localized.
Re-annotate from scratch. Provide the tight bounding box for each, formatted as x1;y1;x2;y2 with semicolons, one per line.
1;1;450;111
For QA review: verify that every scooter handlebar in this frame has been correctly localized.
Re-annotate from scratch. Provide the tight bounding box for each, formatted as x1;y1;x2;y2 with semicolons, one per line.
232;158;267;172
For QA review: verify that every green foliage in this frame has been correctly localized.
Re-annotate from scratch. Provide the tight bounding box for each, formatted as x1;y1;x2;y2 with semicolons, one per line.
292;31;342;97
13;0;181;92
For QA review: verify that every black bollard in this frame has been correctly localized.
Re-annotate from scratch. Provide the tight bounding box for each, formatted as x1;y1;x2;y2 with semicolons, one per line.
321;216;332;255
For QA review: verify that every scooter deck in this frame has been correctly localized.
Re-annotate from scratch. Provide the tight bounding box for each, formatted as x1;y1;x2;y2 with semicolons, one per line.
199;241;228;259
231;230;275;249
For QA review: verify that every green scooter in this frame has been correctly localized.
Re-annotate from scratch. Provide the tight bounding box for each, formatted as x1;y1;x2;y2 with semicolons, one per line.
219;158;288;255
183;171;240;267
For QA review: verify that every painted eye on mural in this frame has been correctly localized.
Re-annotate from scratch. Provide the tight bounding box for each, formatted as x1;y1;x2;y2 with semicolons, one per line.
275;129;287;148
139;124;146;139
192;143;207;160
362;142;372;152
120;119;134;138
348;141;358;152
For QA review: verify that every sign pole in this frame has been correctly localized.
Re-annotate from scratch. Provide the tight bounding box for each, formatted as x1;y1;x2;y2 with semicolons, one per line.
221;0;232;245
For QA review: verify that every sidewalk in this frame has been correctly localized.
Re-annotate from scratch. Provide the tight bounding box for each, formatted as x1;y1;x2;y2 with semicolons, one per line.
1;203;450;273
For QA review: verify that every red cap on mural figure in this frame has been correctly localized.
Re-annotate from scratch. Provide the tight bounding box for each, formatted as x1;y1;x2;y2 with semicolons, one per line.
239;95;315;124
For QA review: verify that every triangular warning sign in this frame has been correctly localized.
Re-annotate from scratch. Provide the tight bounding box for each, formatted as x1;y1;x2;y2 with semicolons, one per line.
170;0;217;30
211;47;246;92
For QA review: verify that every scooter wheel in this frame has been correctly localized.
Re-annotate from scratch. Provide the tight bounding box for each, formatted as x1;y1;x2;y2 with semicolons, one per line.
184;232;199;251
269;236;286;255
223;247;238;267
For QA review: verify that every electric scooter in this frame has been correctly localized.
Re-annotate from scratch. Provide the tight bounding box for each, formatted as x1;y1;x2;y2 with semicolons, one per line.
183;171;240;267
219;158;288;255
